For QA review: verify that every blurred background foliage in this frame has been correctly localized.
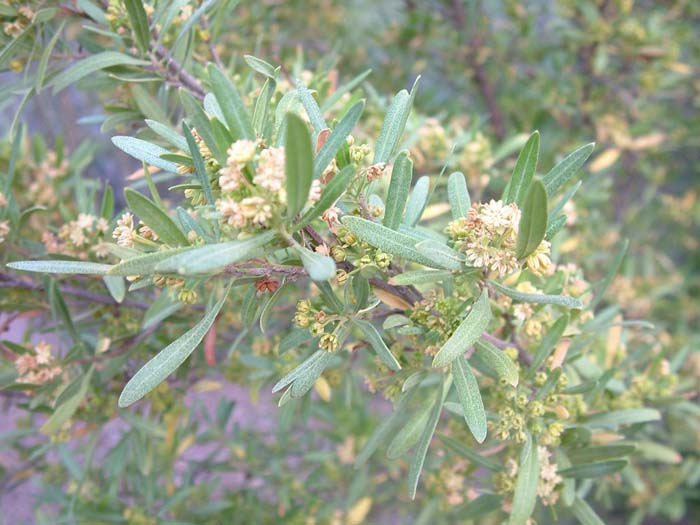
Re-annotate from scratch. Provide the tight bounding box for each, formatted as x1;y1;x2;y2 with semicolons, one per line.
0;0;698;524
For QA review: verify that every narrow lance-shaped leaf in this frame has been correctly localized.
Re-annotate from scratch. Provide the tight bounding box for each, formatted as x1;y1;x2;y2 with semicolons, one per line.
341;216;449;269
295;79;327;135
41;366;95;434
353;319;401;371
529;314;569;372
123;0;151;54
516;178;548;259
387;401;432;459
182;121;216;209
490;280;583;309
408;378;447;499
453;355;487;443
7;260;112;275
355;389;414;467
118;284;232;407
504;131;540;206
438;434;503;471
155;230;277;275
474;339;519;386
374;77;419;164
107;247;191;277
111;136;179;173
289;351;335;398
208;63;255;140
51;52;149;94
415;240;465;271
558;460;627;479
244;54;278;79
432;290;491;368
285;113;314;218
383;151;413;230
296;165;355;230
542;142;595;196
293;245;336;282
571;497;605;525
180;89;226;164
313;100;364;179
124;189;188;247
447;172;470;219
509;435;540;525
403;175;430;227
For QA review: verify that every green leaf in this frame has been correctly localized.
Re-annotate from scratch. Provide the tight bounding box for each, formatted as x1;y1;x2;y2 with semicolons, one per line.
124;189;188;247
504;131;539;206
313;100;364;179
438;434;503;471
252;77;276;139
447;172;470;219
453;494;503;520
244;54;278;79
100;184;114;220
289;352;335;398
51;52;149;94
322;69;371;112
146;119;188;150
293;245;336;281
272;350;324;393
408;379;445;499
432;291;491;368
542;142;595;196
374;78;419;163
529;314;569;372
279;329;316;355
103;275;126;303
355;390;414;467
259;280;286;334
111;136;179;173
567;445;636;464
545;214;567;241
558;460;627;478
295;79;327;134
285;113;314;218
36;20;66;92
180;89;226;164
118;284;232;407
7;260;112;275
389;270;452;286
123;0;151;54
387;401;432;459
403;176;430;227
509;436;540;525
415;240;465;271
41;366;95;434
353;320;401;371
584;408;661;429
590;239;629;309
296;165;355;230
155;230;277;275
490;280;583;309
571;497;604;525
208;63;255;140
516;178;548;259
474;340;518;387
341;216;444;268
107;247;190;276
182;121;217;210
453;356;487;443
383;151;413;230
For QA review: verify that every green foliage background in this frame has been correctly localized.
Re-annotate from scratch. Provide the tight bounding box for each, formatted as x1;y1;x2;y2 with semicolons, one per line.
0;1;698;524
